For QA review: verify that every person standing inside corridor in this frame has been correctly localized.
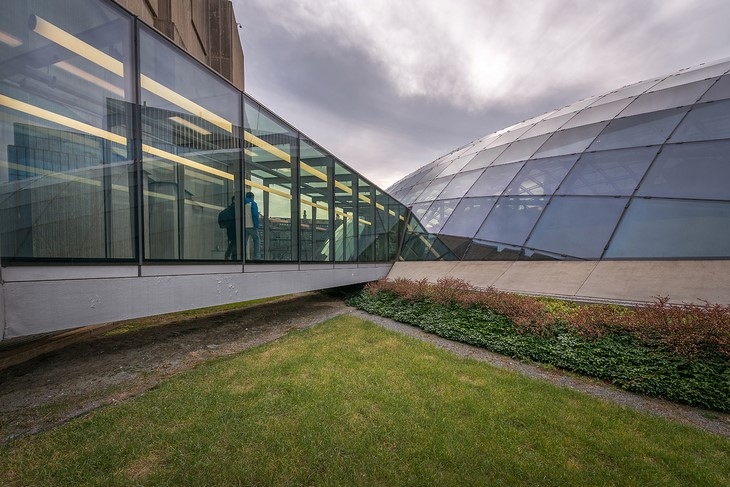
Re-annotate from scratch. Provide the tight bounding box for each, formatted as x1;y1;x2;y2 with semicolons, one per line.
244;191;261;260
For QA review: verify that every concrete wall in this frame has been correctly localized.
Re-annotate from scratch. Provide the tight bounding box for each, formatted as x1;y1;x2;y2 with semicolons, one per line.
388;261;730;306
112;0;245;90
1;263;390;340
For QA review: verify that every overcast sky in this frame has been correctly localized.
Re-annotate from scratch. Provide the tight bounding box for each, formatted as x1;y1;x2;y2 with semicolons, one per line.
231;0;730;190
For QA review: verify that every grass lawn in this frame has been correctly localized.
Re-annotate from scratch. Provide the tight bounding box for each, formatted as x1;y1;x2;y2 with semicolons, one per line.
1;315;728;486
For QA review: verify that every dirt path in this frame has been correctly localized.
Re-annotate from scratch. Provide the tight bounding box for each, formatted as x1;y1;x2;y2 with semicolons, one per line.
1;293;728;444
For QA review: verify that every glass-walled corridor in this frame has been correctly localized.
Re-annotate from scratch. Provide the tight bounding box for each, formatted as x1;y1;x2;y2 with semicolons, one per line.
0;0;406;266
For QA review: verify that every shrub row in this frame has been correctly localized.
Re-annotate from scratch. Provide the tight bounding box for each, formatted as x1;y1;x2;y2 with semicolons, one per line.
350;278;730;412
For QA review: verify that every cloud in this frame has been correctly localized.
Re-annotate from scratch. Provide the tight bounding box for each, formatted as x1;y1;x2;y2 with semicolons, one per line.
234;0;730;188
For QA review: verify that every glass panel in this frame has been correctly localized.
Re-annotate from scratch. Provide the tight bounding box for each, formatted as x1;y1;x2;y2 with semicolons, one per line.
414;176;452;203
333;161;356;261
699;75;730;102
419;198;460;233
463;133;500;155
461;144;508;172
619;78;717;117
648;62;730;92
636;141;730;200
243;99;295;262
465;161;524;197
439;168;484;199
437;154;474;177
519;113;575;139
463;239;521;261
589;78;661;106
504;155;578;196
357;178;375;261
588;107;687;151
532;122;608;158
487;125;533;147
561;98;635;129
545;96;600;119
475;196;548;246
526;196;628;259
373;189;390;261
557;147;658;196
440;197;496;238
606;198;730;258
490;134;550;165
0;0;135;260
399;179;430;205
669;99;730;143
299;139;333;262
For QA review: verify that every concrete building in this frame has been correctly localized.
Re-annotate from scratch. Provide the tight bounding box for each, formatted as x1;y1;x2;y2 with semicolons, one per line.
389;59;730;306
0;0;404;342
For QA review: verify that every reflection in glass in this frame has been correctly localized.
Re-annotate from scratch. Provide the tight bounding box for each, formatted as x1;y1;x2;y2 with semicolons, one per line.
300;139;333;261
504;155;578;196
636;141;730;200
491;135;550;166
141;27;241;261
419;198;460;233
561;98;635;129
606;198;730;258
533;122;607;158
588;108;687;151
620;78;716;117
465;162;524;197
439;169;484;199
414;176;452;203
527;196;627;259
557;147;658;196
333;162;357;261
475;196;547;246
244;99;296;262
669;99;730;142
440;197;496;238
0;0;135;260
461;145;508;172
357;178;375;261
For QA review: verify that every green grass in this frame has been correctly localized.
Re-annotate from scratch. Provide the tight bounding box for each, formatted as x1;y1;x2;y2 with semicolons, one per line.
2;316;728;486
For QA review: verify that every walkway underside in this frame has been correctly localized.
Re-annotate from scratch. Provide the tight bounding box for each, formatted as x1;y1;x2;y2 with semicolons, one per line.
0;263;391;341
388;261;730;306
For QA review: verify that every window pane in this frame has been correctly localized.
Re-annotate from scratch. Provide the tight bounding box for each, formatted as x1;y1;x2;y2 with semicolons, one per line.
333;162;356;261
504;155;578;196
439;168;484;199
527;196;627;259
461;145;508;172
300;139;333;262
699;75;730;102
589;78;661;107
440;197;496;238
466;162;524;197
244;100;296;262
557;147;658;196
437;154;474;177
606;198;730;258
533;122;608;158
648;61;730;91
475;196;548;246
669;99;730;142
414;176;452;203
357;178;375;261
491;134;550;165
620;78;717;117
141;27;241;261
463;239;521;261
419;198;460;233
636;141;730;200
561;98;635;129
518;113;574;138
0;0;135;260
588;107;687;151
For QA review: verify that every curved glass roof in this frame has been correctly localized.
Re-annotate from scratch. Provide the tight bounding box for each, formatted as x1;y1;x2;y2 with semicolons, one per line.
392;58;730;260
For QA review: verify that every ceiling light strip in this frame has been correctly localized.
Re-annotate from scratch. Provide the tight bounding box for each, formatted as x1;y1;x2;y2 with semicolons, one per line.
0;94;126;145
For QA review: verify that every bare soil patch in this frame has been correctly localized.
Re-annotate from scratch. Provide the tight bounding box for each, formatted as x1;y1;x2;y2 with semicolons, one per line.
1;292;728;444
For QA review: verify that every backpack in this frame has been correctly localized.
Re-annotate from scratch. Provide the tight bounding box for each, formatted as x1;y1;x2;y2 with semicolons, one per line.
218;204;235;228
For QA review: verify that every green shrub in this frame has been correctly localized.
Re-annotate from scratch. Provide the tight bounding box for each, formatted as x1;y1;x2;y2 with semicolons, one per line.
349;279;730;412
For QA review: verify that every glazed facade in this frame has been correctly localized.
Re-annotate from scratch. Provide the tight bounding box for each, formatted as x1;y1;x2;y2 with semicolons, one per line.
390;58;730;261
0;0;406;267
